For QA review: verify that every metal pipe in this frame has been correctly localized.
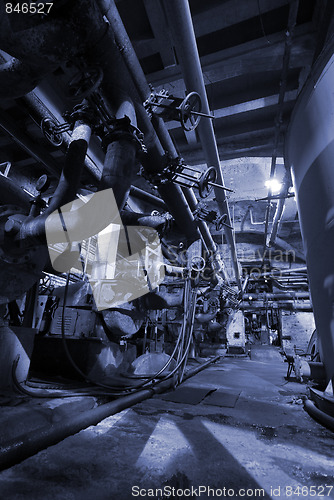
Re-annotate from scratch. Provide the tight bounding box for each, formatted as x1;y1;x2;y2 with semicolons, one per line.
96;0;201;243
0;57;48;99
304;400;334;431
0;356;219;471
262;0;299;251
18;119;92;246
268;167;293;246
18;90;103;183
129;186;167;210
162;0;241;290
243;292;310;300
100;130;137;210
181;187;215;254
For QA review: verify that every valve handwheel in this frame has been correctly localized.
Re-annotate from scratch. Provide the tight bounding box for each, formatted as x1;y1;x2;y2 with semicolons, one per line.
68;66;104;101
198;167;217;198
179;92;202;131
41;118;63;147
215;214;228;231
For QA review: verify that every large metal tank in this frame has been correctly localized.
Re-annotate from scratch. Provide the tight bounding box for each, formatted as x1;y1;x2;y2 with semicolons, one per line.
286;40;334;386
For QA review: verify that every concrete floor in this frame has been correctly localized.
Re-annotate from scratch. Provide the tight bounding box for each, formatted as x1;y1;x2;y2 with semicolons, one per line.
0;350;334;499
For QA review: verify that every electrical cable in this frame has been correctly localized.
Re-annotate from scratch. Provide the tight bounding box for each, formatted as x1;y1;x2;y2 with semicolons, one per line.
60;273;191;393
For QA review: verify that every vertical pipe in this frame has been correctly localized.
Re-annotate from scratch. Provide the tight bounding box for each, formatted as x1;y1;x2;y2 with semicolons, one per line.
97;0;213;246
162;0;241;290
262;0;299;251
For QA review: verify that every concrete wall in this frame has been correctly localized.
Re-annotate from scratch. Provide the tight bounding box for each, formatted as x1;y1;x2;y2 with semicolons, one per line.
281;311;315;353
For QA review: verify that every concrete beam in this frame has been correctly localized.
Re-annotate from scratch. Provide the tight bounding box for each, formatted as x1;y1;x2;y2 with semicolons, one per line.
147;25;314;86
166;89;297;130
143;0;176;68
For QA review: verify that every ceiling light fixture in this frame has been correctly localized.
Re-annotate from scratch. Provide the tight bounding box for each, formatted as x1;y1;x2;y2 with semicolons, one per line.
265;178;282;194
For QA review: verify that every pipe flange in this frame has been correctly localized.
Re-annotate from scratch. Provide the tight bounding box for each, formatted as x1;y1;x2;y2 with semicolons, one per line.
64;103;97;127
68;66;104;101
102;118;146;153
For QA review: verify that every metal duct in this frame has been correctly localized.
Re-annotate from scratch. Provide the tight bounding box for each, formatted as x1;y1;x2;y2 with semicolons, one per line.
162;0;241;290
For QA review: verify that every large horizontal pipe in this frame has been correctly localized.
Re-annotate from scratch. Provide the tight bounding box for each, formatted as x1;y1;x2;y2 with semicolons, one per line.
240;302;312;311
0;356;219;471
243;292;310;300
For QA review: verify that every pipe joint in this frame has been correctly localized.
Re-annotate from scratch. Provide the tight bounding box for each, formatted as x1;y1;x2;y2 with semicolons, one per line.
102;117;145;154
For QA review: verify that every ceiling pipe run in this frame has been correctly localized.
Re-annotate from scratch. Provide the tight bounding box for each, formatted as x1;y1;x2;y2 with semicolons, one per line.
97;0;216;249
162;0;241;290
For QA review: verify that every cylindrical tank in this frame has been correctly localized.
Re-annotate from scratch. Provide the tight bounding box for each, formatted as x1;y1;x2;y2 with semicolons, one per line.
286;39;334;386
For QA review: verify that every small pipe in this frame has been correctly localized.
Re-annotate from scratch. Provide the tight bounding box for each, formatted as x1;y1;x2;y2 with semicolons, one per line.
163;0;241;290
17;119;92;246
129;186;167;210
262;0;299;252
0;356;219;471
304;399;334;431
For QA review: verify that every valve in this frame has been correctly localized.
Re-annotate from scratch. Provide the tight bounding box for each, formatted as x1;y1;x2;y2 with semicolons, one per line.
41;118;64;147
68;66;104;101
153;159;233;199
179;92;201;131
144;90;214;132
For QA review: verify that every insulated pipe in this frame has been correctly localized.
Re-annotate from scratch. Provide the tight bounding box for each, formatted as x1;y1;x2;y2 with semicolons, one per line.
0;57;49;99
96;0;202;244
101;139;138;210
0;356;219;471
17;119;92;246
286;38;334;386
18;90;103;182
162;0;241;290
